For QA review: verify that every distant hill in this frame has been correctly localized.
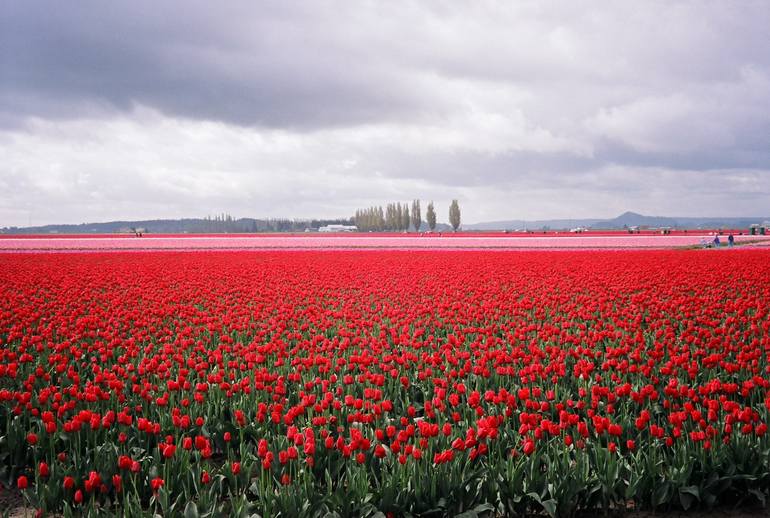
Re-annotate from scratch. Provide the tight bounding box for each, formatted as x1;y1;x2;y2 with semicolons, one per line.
592;211;679;229
466;211;769;231
467;218;602;231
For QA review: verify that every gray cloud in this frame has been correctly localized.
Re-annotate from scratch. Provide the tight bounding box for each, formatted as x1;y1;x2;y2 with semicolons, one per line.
1;1;770;226
1;1;439;129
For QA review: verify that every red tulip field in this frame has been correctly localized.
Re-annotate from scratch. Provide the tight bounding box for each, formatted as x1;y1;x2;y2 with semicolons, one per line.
1;249;769;517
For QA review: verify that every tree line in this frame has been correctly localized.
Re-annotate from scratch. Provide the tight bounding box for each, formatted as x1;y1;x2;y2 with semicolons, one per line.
196;215;355;233
354;200;460;232
144;214;358;233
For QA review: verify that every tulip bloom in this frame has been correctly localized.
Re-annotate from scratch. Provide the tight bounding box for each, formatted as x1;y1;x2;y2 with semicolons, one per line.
523;440;535;456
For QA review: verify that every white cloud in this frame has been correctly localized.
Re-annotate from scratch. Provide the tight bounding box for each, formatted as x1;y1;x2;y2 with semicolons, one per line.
586;66;770;154
2;106;768;227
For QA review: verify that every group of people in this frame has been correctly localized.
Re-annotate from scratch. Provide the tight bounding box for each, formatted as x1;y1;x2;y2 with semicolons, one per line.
700;233;734;248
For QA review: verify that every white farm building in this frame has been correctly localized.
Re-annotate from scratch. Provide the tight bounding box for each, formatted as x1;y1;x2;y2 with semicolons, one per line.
318;224;358;233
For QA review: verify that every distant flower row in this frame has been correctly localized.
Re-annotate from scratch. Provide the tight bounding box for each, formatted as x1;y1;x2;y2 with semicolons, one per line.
1;233;768;252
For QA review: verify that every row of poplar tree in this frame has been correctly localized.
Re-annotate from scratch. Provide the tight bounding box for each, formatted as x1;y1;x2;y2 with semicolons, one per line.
353;200;461;232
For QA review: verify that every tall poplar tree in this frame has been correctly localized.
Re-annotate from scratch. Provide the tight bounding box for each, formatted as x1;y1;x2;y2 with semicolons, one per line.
449;199;461;231
426;202;436;231
411;200;421;232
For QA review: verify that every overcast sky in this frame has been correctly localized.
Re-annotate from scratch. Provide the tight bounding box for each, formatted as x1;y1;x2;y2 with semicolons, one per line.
2;1;769;227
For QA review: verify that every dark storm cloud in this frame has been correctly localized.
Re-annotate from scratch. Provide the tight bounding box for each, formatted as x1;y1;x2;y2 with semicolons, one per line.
0;1;436;129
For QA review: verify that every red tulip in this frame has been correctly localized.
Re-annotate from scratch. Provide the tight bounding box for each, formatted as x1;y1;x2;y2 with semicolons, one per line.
150;477;164;493
522;439;535;456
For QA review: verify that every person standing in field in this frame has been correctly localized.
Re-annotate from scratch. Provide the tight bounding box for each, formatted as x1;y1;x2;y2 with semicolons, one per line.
728;233;735;247
713;235;721;248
